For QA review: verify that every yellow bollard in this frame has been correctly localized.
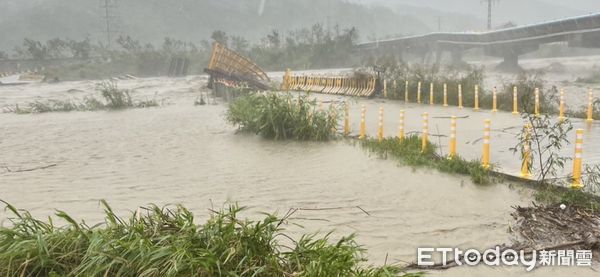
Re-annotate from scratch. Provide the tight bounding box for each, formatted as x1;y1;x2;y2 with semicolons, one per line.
571;129;584;189
534;88;540;117
359;105;366;139
443;83;448;107
474;85;480;111
398;110;405;141
318;101;323;111
482;119;491;169
383;80;388;98
586;89;594;123
421;112;429;152
521;124;532;179
429;83;434;105
492;87;498;112
449;116;457;159
458;84;463;109
405;81;409;102
559;88;566;121
378;106;384;142
343;103;350;137
512;86;519;115
417;82;422;104
283;68;291;91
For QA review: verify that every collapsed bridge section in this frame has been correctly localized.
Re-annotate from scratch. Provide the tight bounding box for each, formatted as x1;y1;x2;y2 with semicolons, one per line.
205;42;271;91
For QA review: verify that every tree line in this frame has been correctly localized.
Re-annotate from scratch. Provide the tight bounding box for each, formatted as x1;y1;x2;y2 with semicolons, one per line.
0;23;359;78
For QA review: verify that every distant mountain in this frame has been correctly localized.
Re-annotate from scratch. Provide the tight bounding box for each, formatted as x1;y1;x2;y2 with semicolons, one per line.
0;0;431;51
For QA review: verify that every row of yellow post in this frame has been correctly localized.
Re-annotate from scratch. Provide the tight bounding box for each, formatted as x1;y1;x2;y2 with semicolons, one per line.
344;104;586;189
282;70;377;97
388;80;595;122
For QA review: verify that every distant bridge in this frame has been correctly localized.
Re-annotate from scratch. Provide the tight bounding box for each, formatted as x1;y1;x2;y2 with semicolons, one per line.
357;13;600;71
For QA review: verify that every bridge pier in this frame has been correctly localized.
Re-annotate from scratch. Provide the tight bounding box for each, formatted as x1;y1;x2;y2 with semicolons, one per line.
450;49;467;68
433;47;468;68
496;51;521;72
487;44;539;72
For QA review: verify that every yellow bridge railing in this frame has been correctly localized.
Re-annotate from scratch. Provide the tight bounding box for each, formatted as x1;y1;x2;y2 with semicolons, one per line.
282;70;376;97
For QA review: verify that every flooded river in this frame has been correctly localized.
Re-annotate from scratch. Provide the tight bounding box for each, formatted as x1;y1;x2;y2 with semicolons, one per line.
0;76;597;276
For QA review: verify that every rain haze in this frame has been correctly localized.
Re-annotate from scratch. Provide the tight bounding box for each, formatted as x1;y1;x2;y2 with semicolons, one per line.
1;1;600;276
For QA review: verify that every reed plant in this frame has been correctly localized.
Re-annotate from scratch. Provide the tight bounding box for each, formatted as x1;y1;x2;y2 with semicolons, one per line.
227;92;340;141
0;201;418;276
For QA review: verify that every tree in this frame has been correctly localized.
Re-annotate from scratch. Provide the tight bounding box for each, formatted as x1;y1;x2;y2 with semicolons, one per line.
116;36;142;53
22;39;49;60
211;30;228;46
230;36;249;54
511;114;573;183
264;30;281;48
67;38;92;59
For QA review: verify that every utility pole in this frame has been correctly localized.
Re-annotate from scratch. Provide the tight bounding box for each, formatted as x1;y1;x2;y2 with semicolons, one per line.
100;0;120;49
487;0;492;30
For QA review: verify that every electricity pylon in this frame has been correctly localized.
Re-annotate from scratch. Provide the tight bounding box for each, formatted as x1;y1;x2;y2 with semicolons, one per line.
100;0;120;49
483;0;499;30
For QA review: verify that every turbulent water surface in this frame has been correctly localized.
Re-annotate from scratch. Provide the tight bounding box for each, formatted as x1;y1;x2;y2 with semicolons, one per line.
0;76;597;276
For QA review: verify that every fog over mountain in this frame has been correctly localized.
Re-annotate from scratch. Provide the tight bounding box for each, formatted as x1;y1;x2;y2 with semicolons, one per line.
0;0;431;50
1;0;598;50
356;0;600;31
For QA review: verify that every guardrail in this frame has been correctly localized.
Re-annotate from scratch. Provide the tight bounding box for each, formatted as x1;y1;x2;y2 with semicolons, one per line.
282;69;376;97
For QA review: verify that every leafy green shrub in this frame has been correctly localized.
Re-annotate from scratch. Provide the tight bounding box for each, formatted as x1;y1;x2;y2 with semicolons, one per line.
227;92;339;141
0;201;416;276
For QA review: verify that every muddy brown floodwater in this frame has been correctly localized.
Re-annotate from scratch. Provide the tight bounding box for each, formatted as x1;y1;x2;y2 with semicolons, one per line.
0;76;597;276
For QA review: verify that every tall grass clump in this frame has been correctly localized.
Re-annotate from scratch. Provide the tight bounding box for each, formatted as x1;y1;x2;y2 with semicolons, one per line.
360;136;492;185
227;92;340;141
97;81;133;109
0;201;418;276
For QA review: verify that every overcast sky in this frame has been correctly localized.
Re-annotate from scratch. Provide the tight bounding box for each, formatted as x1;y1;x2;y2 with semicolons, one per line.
354;0;600;30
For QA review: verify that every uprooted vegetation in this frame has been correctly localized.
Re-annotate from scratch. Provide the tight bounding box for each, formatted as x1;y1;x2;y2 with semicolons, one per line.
227;92;340;141
3;81;161;114
0;201;419;277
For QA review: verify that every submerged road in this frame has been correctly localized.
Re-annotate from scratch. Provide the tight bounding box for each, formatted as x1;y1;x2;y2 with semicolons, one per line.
312;93;600;187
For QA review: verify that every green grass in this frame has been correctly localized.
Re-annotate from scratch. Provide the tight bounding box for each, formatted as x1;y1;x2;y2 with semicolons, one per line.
227;92;339;141
534;186;600;211
360;136;493;185
4;81;160;114
0;201;419;277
